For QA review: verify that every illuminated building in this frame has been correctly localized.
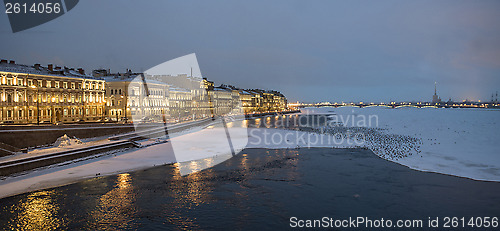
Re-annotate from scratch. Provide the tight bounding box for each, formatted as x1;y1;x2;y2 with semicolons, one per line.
103;74;169;122
169;87;192;121
0;60;105;124
0;59;289;124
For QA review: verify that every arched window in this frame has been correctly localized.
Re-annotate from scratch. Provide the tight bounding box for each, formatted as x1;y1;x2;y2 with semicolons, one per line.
6;93;12;103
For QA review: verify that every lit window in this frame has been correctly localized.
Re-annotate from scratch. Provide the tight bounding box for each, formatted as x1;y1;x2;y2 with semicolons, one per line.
63;82;68;89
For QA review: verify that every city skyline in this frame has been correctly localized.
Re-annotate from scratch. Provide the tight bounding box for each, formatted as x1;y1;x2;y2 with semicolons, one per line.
1;0;500;102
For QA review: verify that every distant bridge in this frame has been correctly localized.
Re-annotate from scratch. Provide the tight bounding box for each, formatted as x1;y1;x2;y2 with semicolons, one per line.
294;102;500;109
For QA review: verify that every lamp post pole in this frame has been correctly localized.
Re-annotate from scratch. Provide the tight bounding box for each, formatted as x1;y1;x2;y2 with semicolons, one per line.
25;74;29;124
30;86;39;125
51;97;55;124
121;95;125;122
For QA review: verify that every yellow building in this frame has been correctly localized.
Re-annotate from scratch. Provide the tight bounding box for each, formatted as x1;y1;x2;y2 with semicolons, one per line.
0;61;105;124
238;90;254;114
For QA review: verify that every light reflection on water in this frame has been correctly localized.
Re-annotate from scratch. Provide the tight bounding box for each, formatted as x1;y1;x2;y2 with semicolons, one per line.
162;162;216;230
6;190;63;231
87;173;136;230
1;148;500;230
0;117;302;230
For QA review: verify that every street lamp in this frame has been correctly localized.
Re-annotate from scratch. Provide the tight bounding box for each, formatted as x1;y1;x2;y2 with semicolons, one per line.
30;85;39;125
102;98;106;122
51;97;56;124
121;95;125;122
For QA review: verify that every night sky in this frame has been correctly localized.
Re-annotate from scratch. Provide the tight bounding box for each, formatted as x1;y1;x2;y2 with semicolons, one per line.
1;0;499;102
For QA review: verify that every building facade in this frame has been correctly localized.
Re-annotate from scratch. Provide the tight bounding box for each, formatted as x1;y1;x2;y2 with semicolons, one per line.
0;61;105;124
104;75;169;122
0;60;289;124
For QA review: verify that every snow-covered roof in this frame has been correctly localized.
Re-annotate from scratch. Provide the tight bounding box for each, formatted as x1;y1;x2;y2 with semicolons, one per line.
0;62;97;80
102;75;168;86
239;90;253;95
213;87;232;92
169;86;191;92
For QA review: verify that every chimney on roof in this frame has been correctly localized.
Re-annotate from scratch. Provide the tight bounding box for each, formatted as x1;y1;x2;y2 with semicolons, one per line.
1;59;7;64
9;60;15;64
34;63;41;70
48;64;53;71
77;68;85;75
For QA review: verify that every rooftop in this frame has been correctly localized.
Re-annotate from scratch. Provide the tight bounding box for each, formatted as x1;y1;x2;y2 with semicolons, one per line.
0;60;97;80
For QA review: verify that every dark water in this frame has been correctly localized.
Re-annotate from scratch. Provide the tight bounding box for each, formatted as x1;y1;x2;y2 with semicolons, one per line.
1;148;499;230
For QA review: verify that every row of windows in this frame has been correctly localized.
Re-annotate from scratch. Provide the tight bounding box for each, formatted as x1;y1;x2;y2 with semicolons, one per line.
0;77;103;90
109;89;122;95
0;108;101;118
108;88;166;96
0;92;104;103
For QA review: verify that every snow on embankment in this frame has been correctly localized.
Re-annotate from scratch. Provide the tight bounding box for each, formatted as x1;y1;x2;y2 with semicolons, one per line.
300;107;500;181
0;126;249;199
54;134;83;147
